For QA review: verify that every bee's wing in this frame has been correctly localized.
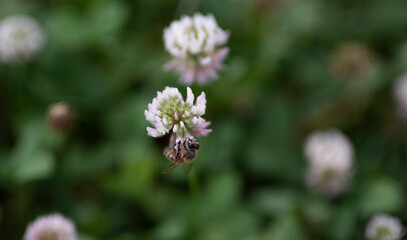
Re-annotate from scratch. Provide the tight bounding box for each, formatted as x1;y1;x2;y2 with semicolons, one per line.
160;163;179;174
183;163;193;175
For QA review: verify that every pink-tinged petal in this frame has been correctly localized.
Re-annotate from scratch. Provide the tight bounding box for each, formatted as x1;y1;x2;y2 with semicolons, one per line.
193;92;206;115
199;56;212;66
145;110;155;123
197;68;218;85
196;68;212;84
191;116;199;125
164;59;196;85
213;47;229;62
186;87;194;106
191;121;212;137
200;121;211;129
164;47;229;85
180;68;196;85
147;127;164;137
163;59;183;71
196;92;206;105
195;128;213;137
210;48;229;71
196;72;208;84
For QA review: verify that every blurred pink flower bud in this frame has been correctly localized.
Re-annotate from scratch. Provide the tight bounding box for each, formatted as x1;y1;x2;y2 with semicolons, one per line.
47;102;74;132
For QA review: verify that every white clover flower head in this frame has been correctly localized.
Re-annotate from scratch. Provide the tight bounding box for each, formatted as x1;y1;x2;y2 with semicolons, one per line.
393;73;407;119
365;214;405;240
305;129;354;168
163;13;229;85
164;13;229;58
0;15;45;64
305;159;352;197
23;213;78;240
145;87;211;138
304;129;354;196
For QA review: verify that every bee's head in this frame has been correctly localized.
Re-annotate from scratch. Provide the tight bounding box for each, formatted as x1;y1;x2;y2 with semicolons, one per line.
185;136;200;150
188;142;200;150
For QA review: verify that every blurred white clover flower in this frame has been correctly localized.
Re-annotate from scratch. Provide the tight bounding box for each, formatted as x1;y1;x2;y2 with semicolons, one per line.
393;73;407;119
365;214;405;240
145;87;211;138
23;213;78;240
0;15;45;64
163;13;229;85
304;129;354;196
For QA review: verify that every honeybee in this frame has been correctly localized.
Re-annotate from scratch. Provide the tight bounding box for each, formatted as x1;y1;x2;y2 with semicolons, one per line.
161;135;200;174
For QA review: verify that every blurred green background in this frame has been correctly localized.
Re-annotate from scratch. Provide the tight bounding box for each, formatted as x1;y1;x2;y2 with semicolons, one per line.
1;0;407;239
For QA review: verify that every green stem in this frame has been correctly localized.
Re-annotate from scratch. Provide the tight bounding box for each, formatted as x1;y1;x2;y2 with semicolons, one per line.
189;163;200;199
188;164;200;235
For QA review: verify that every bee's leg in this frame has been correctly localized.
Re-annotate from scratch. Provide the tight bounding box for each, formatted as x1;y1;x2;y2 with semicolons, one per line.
185;137;190;149
164;147;177;162
175;153;184;164
163;147;170;159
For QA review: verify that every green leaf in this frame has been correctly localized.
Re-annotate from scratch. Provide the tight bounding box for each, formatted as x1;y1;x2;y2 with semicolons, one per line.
262;215;308;240
87;0;128;37
302;197;333;227
102;149;157;199
357;177;403;216
329;207;356;240
251;188;299;217
14;150;54;183
46;9;88;49
46;1;128;48
202;172;242;217
11;118;55;183
153;216;186;240
197;209;260;240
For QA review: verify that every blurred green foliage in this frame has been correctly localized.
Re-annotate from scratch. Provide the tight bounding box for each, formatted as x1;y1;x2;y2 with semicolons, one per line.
1;0;407;239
